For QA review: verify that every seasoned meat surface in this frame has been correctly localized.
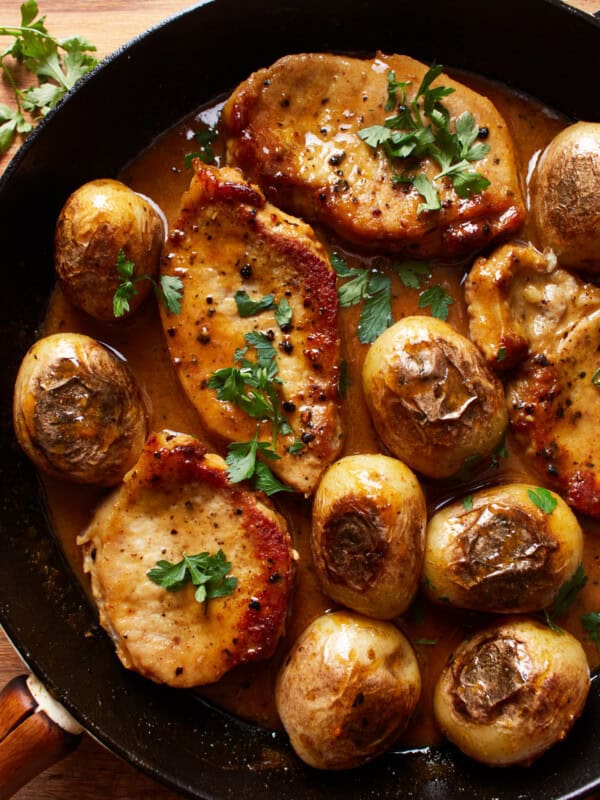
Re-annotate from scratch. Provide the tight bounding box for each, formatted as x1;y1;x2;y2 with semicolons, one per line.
223;53;525;258
466;243;600;517
160;163;342;495
79;431;293;687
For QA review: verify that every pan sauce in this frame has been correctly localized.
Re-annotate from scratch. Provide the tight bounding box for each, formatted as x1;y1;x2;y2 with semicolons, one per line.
41;67;600;746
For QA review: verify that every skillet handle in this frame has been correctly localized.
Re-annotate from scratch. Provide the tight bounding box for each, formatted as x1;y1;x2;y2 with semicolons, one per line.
0;674;82;799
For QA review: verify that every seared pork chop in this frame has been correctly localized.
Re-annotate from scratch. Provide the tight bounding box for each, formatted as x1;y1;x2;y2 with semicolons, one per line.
223;53;525;258
79;431;293;687
466;243;600;517
160;163;342;496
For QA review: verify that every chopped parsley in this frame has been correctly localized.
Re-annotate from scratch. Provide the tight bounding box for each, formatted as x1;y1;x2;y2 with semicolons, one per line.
184;127;218;168
113;249;183;317
528;487;558;515
418;285;453;321
582;611;600;652
234;290;293;330
358;64;491;214
497;346;507;363
463;495;474;511
544;565;588;632
147;549;237;610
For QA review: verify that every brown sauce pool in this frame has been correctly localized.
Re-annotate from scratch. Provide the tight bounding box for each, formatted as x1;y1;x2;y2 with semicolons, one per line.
40;66;600;747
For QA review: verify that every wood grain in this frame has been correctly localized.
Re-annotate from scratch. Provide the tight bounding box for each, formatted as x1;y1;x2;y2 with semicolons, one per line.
1;0;599;798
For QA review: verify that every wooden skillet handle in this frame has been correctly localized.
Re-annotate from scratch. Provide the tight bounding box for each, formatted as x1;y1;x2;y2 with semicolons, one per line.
0;675;82;799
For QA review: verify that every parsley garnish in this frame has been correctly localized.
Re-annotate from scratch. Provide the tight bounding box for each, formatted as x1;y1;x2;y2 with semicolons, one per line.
113;249;183;317
234;290;293;330
395;260;431;289
582;611;600;652
208;334;296;492
544;565;588;632
490;439;508;469
0;1;97;154
463;495;474;511
358;64;491;213
184;127;218;168
147;549;238;611
330;252;392;344
413;638;438;646
528;487;558;515
418;285;453;321
497;346;507;363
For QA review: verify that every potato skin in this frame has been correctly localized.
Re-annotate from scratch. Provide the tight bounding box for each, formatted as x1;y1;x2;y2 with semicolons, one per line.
531;122;600;272
55;179;164;320
312;454;426;618
434;618;590;767
362;316;507;478
13;333;147;485
423;484;583;613
276;611;421;770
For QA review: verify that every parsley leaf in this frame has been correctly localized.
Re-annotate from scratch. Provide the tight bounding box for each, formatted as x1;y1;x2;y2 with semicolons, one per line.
274;297;293;329
225;430;292;495
393;260;431;289
112;249;183;317
184;127;218;168
582;611;600;652
545;565;588;631
147;549;238;610
418;285;453;321
359;64;491;213
358;271;392;344
463;495;474;511
235;290;275;317
528;487;558;515
0;2;97;154
497;346;507;363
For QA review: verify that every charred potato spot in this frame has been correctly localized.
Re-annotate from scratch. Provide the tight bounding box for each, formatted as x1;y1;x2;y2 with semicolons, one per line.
13;333;147;485
434;619;590;766
276;611;421;770
55;178;164;320
312;455;426;618
362;317;507;478
424;484;582;613
531;122;600;272
321;499;388;592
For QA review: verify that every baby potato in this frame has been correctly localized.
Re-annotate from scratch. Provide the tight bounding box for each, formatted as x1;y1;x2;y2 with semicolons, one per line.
312;454;426;618
530;122;600;273
14;333;147;485
434;618;590;766
362;316;507;478
423;484;583;613
276;611;421;770
55;178;165;320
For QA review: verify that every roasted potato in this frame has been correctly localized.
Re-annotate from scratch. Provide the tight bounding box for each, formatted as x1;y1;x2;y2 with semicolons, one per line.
423;484;583;613
530;122;600;272
55;178;165;320
312;454;426;618
13;333;147;485
434;618;590;766
362;316;507;478
276;611;421;770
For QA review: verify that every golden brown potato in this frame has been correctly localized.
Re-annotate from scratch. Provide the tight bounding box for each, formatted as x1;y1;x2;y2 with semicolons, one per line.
362;317;507;478
434;618;590;766
276;611;421;770
423;484;583;613
530;122;600;272
13;333;147;485
312;454;426;618
55;178;164;320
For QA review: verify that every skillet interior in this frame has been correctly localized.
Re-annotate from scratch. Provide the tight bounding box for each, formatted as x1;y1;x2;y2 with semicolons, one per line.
1;0;600;797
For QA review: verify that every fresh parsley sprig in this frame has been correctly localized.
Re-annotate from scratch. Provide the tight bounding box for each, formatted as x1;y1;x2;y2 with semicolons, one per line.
113;249;183;317
147;549;237;611
331;251;450;343
234;290;294;329
184;127;218;168
226;429;292;496
528;487;558;515
0;1;98;154
544;565;588;633
359;64;491;214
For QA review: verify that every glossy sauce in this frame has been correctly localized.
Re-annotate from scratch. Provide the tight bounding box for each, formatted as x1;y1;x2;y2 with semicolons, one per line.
42;67;600;746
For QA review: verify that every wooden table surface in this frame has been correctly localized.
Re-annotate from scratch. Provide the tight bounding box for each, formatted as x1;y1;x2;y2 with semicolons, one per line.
2;0;600;798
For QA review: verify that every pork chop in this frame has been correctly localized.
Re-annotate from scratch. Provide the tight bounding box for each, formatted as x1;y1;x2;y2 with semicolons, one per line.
466;243;600;517
160;163;342;496
223;53;525;258
79;430;294;687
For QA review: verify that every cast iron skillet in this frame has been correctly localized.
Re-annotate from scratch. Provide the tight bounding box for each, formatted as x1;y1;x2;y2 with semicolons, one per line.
1;0;600;797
